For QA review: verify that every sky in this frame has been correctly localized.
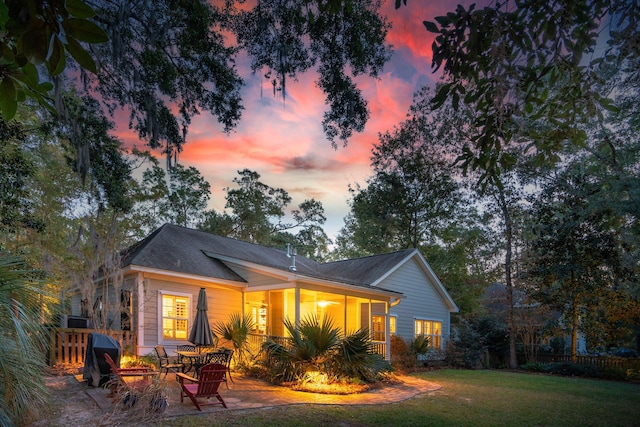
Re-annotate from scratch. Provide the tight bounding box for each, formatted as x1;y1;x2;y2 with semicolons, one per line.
121;1;464;240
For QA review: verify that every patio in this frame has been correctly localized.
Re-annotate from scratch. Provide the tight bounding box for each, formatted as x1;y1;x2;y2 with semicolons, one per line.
81;372;442;418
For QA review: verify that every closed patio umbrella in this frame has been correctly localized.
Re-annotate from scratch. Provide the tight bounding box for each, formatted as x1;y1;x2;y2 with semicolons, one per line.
189;287;215;347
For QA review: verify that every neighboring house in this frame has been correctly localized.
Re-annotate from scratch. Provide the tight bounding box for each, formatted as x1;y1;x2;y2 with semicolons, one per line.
71;224;458;359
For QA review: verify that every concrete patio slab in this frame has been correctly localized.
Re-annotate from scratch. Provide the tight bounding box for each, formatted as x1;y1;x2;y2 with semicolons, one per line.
79;372;441;419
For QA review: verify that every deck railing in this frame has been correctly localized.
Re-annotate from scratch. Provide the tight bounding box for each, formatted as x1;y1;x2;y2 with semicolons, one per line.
48;328;137;366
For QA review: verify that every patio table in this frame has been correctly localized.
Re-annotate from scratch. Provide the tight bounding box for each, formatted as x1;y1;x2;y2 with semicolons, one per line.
176;351;202;375
177;349;216;376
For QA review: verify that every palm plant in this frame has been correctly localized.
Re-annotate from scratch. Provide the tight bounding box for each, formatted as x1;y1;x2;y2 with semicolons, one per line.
262;314;341;383
335;328;379;381
410;335;431;357
261;315;388;385
0;255;51;426
213;312;255;368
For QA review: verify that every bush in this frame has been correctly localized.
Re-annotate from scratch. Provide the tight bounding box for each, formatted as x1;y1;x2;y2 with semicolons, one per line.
259;315;392;388
446;316;509;369
520;361;639;382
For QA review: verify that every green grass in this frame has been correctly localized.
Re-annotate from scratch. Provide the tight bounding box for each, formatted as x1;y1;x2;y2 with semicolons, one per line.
160;369;640;427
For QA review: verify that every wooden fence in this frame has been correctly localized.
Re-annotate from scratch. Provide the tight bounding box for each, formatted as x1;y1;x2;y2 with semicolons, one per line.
48;328;137;366
534;354;640;371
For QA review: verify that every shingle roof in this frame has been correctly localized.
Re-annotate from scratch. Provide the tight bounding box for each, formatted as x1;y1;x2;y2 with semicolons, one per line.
120;224;408;294
121;224;246;282
318;249;415;285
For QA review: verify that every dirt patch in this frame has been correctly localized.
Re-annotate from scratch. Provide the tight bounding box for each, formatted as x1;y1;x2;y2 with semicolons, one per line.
27;375;103;427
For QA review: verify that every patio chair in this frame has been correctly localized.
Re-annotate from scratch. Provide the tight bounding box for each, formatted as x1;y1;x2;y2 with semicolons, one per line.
103;353;156;395
154;345;186;378
205;349;234;387
177;344;196;373
176;363;228;411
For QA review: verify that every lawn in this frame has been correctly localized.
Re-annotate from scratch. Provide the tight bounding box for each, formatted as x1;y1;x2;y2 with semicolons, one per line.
160;369;640;427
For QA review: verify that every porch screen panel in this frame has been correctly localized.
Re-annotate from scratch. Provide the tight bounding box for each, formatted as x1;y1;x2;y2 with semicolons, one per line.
346;297;360;332
270;290;284;337
360;303;370;333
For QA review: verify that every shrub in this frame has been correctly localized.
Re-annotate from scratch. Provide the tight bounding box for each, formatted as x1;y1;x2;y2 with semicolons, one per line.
520;361;639;382
260;315;391;387
446;315;509;369
214;312;255;368
390;334;414;369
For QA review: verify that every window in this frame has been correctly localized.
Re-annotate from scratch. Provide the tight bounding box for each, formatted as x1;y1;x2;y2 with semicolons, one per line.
372;315;385;341
162;294;189;340
389;315;397;335
414;319;442;348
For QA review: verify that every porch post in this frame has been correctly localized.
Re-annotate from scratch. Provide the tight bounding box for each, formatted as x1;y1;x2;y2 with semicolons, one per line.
385;302;391;360
136;272;144;356
295;288;300;326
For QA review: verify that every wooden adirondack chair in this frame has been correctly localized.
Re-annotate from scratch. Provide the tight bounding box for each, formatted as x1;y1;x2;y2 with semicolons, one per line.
176;363;227;410
104;353;156;395
204;349;233;387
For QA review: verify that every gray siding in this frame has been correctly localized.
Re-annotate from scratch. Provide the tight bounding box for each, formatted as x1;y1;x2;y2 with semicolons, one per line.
382;259;451;346
139;277;242;356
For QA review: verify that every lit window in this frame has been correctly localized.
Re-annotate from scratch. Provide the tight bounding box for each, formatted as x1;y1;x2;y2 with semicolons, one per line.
162;294;189;340
389;316;396;335
414;319;442;348
372;315;385;341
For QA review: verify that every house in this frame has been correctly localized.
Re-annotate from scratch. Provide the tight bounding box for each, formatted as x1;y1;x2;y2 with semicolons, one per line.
73;224;458;359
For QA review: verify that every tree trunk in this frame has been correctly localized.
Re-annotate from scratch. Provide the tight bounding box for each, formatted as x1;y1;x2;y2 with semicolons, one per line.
570;292;578;362
496;186;518;369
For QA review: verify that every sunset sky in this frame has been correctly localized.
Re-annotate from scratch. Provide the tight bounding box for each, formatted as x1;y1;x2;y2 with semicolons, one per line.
121;1;465;239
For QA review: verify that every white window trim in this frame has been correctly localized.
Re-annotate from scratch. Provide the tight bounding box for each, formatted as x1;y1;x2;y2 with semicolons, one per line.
158;290;192;344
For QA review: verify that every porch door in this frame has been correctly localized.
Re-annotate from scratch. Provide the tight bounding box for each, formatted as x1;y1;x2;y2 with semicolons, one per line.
360;303;386;340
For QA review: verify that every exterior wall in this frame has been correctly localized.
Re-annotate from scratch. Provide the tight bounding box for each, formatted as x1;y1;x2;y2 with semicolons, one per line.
383;259;451;347
136;274;242;356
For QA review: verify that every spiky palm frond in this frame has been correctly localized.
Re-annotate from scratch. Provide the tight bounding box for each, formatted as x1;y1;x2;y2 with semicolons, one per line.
0;255;51;426
410;335;431;355
298;314;341;358
214;312;255;367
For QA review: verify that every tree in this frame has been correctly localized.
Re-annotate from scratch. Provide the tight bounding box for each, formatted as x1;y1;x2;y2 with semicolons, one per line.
422;0;638;185
163;164;211;228
338;87;462;253
231;0;391;147
0;118;44;234
201;169;329;257
524;155;640;357
222;169;291;244
0;0;108;119
40;0;393;172
82;0;243;168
